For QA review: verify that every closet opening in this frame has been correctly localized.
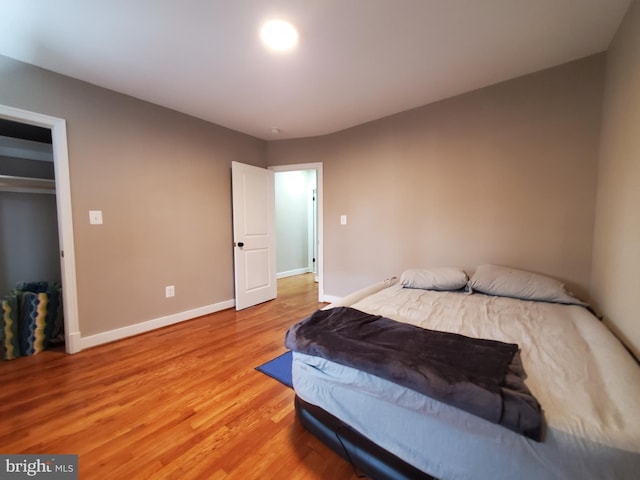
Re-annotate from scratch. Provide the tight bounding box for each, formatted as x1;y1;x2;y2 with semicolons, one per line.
0;105;80;358
0;118;64;358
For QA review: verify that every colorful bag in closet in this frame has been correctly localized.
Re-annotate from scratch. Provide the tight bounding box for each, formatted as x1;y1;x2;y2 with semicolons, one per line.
15;282;64;356
1;295;20;360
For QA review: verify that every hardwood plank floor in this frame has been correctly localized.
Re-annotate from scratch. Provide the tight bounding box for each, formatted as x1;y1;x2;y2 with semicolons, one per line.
0;274;362;479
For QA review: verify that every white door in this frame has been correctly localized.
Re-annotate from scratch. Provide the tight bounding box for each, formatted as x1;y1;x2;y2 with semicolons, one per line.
232;161;277;310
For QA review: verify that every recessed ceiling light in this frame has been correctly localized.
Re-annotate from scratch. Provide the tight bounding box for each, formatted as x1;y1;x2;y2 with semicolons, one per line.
260;19;298;52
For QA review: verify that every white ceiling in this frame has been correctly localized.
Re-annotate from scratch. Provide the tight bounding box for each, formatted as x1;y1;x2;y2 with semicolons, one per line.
0;0;632;140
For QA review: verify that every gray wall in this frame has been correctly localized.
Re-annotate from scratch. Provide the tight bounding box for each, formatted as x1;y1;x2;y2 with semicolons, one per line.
591;0;640;358
0;156;55;178
0;191;60;294
0;54;266;337
0;151;60;294
268;55;605;300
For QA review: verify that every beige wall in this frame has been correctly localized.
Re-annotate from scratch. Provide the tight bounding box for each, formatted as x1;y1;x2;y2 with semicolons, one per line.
591;1;640;358
0;54;266;337
268;55;605;299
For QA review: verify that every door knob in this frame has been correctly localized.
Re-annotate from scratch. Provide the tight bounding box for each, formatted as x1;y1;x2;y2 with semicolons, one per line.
236;242;244;247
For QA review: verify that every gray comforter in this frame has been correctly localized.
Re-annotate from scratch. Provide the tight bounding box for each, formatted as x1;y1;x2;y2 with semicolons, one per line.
285;306;543;440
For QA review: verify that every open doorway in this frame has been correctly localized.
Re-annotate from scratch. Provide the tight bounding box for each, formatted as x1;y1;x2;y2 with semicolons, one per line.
269;163;324;302
0;104;80;354
274;169;317;278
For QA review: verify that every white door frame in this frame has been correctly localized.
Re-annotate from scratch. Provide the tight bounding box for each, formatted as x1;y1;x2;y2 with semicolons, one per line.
269;163;325;302
0;104;81;353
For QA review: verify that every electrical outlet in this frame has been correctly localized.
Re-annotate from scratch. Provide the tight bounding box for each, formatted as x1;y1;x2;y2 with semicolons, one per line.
165;285;175;298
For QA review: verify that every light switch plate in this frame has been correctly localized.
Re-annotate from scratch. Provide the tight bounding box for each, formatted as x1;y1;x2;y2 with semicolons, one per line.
89;210;103;225
340;214;347;225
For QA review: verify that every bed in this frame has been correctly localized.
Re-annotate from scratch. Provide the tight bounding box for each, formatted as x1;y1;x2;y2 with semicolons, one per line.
285;265;640;480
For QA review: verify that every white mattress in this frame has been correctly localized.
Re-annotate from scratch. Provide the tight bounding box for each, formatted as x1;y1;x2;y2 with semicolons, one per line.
292;284;640;479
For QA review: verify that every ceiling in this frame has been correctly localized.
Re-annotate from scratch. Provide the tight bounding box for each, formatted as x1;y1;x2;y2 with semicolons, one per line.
0;0;632;140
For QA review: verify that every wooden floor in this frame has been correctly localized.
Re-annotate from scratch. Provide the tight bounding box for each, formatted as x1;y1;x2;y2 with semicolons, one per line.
0;274;362;479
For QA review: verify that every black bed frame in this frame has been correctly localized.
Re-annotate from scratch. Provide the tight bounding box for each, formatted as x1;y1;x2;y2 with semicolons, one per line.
295;396;436;480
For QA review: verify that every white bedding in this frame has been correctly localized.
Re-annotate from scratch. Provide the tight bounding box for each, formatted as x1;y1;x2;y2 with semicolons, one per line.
292;283;640;479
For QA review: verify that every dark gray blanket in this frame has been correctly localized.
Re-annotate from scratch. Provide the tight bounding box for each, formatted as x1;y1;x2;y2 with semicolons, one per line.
285;306;543;441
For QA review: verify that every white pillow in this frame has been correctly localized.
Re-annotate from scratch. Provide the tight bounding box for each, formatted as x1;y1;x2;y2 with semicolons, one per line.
401;267;468;291
469;264;587;306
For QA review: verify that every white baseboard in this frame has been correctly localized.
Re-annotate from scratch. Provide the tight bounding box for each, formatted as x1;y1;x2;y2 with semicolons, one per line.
65;331;82;354
320;294;341;303
277;267;312;279
79;299;235;351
